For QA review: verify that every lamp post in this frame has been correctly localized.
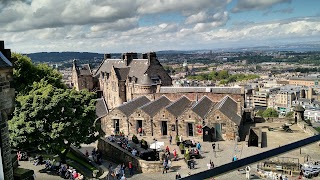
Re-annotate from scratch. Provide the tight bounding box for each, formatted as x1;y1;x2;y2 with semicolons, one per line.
153;138;157;151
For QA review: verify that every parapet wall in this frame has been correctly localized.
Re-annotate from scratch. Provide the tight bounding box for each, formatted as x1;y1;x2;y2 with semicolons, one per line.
297;121;319;136
97;138;163;173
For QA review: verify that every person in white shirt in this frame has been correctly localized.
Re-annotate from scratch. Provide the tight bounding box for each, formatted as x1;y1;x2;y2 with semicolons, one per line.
245;166;251;179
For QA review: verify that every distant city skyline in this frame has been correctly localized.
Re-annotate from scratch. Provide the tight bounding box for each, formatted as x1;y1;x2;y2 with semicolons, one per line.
0;0;320;53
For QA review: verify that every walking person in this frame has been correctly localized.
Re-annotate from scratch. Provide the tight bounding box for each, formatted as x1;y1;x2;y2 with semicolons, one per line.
173;149;177;161
121;163;126;176
169;134;172;145
128;161;133;175
245;166;251;179
196;142;201;153
176;172;181;179
163;160;168;174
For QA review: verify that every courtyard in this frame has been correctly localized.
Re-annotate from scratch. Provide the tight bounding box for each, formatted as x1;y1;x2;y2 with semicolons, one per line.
19;122;320;179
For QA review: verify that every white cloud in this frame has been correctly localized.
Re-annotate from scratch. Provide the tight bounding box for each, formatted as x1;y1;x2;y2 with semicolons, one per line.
232;0;291;12
0;0;318;53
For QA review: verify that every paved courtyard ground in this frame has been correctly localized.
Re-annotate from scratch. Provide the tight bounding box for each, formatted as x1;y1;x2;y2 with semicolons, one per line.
19;122;320;180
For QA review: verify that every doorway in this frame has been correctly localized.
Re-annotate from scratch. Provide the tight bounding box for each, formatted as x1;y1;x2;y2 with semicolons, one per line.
113;119;120;134
187;123;194;136
161;121;168;136
136;120;143;133
214;123;222;140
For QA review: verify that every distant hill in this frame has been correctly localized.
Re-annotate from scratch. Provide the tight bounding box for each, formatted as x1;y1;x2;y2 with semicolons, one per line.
26;52;105;62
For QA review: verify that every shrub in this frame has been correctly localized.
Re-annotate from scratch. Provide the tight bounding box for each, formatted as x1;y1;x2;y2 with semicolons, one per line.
141;139;148;149
175;135;180;142
184;153;190;161
132;135;139;144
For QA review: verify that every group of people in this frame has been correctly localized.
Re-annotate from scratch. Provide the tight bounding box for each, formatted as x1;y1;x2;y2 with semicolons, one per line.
85;148;102;164
207;160;215;169
58;163;84;180
107;161;134;180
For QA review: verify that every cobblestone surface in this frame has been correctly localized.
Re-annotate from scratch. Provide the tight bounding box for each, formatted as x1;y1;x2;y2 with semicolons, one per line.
19;123;320;180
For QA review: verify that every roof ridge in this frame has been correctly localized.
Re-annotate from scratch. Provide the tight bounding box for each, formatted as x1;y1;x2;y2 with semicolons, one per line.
165;95;189;109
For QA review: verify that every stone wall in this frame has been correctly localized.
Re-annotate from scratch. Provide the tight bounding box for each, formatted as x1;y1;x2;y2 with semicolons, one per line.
101;109;128;135
297;121;319;136
97;138;163;173
0;43;15;180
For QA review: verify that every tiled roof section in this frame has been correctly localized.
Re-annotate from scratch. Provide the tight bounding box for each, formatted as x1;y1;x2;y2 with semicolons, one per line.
114;67;130;81
77;64;92;75
192;96;216;119
96;98;108;118
140;96;171;117
94;58;149;81
118;96;151;116
166;96;192;117
159;87;242;94
0;51;12;68
214;96;241;125
290;77;319;81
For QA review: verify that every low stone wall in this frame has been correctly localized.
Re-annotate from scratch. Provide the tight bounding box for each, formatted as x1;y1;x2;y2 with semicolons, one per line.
97;138;163;173
297;121;319;136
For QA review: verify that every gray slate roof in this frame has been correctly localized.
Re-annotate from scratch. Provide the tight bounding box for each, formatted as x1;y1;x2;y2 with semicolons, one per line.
214;95;241;125
94;58;149;82
140;96;171;117
166;96;192;117
114;67;130;81
191;96;216;119
118;96;151;116
77;64;92;75
96;98;108;118
159;87;242;94
0;51;12;68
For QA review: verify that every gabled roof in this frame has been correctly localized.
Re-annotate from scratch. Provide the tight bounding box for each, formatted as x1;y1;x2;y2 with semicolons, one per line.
94;58;149;81
77;64;92;76
159;87;242;94
114;67;130;81
117;96;151;116
166;96;192;117
140;96;171;117
213;95;241;125
191;96;216;119
0;51;12;68
96;98;108;118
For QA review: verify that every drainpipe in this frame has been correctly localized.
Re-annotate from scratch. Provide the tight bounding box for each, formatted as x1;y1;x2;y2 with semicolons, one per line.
176;118;179;136
151;118;154;136
127;117;130;135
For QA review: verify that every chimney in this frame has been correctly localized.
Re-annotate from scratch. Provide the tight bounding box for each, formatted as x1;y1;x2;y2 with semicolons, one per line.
123;52;137;66
147;52;157;65
237;98;242;115
0;41;4;50
104;53;111;59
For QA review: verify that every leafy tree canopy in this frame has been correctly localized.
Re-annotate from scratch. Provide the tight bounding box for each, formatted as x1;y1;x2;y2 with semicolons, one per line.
262;108;279;118
12;53;65;95
9;80;97;162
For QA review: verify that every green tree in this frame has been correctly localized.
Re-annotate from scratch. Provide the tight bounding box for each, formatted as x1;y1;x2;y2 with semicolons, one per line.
217;70;229;80
285;111;294;118
12;53;65;95
256;110;264;117
262;108;279;118
8;80;98;162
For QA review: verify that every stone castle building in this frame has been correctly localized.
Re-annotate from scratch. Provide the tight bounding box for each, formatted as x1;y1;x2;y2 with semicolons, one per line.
72;52;172;109
101;94;243;141
0;41;15;180
73;51;246;140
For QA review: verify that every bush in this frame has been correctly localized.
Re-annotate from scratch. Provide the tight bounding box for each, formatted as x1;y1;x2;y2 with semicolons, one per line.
184;153;190;161
141;139;148;149
132;135;139;144
175;135;179;142
179;143;185;154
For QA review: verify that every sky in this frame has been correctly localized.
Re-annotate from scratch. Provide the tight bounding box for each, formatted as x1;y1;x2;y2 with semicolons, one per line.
0;0;320;53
